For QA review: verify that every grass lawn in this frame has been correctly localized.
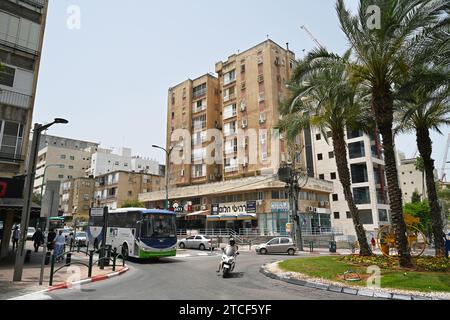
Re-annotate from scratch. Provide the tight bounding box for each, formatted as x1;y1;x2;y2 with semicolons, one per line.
278;256;450;293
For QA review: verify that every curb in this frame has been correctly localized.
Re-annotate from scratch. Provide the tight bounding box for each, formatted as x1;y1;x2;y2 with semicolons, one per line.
259;264;446;301
46;267;129;293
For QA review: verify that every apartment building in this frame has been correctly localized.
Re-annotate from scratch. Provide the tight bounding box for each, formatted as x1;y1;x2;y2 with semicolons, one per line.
215;40;296;178
95;171;165;210
60;177;95;220
88;147;160;178
34;135;99;194
0;0;48;259
307;126;390;237
167;74;221;187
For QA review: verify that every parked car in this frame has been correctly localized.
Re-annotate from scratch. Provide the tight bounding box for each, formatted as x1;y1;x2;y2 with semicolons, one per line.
255;237;296;255
27;227;36;240
178;235;218;250
74;231;87;247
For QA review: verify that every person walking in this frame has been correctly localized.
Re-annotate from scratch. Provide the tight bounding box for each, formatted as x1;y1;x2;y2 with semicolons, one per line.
11;226;20;251
32;228;45;253
54;230;66;262
371;237;376;251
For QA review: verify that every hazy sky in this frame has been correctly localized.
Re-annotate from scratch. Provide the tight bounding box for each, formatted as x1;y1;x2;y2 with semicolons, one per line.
34;0;449;178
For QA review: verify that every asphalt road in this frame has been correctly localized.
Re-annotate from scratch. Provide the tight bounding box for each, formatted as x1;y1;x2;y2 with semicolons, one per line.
22;250;375;300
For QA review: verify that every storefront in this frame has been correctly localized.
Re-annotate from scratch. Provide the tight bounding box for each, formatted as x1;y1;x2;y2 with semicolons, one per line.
206;201;258;231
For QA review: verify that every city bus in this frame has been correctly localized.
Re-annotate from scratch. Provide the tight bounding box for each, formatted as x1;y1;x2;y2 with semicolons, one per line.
88;208;177;259
48;217;65;231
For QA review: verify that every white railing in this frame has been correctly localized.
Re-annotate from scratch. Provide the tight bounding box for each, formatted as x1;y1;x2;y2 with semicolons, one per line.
238;228;344;237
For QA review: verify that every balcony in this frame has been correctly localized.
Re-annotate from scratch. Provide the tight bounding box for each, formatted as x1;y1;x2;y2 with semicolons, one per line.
14;0;45;9
193;90;207;100
0;151;24;164
0;89;32;109
225;165;238;173
0;38;39;56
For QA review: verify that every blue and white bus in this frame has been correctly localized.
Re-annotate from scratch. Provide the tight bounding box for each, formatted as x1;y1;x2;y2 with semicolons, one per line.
88;208;177;259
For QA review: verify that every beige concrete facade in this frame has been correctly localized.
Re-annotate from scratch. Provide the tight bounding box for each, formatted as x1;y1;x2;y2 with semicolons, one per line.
95;171;165;210
60;177;95;220
167;74;221;187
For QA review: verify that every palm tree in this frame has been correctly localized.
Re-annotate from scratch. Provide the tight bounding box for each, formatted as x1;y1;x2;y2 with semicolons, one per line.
336;0;447;267
279;49;373;256
396;65;450;256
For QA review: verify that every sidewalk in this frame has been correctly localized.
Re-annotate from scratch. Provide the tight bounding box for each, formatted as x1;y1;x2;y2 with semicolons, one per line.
0;242;127;300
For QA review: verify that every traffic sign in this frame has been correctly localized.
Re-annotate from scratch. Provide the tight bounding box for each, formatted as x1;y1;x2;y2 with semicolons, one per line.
90;207;104;217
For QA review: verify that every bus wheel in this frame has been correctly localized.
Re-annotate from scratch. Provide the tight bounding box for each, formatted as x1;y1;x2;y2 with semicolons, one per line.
122;243;129;260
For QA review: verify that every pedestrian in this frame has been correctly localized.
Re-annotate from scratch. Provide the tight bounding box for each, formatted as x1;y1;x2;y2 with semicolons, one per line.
67;232;75;250
371;237;376;250
32;228;45;253
11;226;20;251
47;229;56;251
54;230;66;262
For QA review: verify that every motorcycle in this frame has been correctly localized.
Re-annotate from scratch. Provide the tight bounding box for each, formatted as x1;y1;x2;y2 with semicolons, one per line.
219;246;239;278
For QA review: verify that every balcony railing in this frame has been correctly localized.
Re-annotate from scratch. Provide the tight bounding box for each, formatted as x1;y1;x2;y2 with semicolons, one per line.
193;90;207;100
0;89;32;109
16;0;45;9
0;151;24;163
224;165;238;173
0;38;39;56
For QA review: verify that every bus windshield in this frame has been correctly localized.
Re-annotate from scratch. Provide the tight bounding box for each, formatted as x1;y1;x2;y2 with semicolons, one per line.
140;215;176;239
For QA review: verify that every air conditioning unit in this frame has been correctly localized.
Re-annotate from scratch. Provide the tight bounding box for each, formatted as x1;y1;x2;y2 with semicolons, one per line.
240;101;246;112
260;135;266;145
306;206;314;212
259;113;266;123
258;94;265;102
257;57;263;64
242;157;249;167
258;75;264;83
180;169;185;177
241;82;246;90
241;119;248;128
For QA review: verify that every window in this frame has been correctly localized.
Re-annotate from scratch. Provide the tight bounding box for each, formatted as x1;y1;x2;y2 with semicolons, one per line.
192;115;207;130
332;194;339;202
224;70;236;85
319;174;325;180
348;141;365;159
224;121;236;137
0;65;15;87
333;212;340;219
67;175;73;179
359;209;374;225
351;163;369;183
346;211;352;219
316;133;321;141
326;131;332;139
60;155;66;160
317;154;323;161
0;121;23;159
223;86;235;101
347;127;363;139
271;190;288;199
223;104;237;119
353;187;371;204
192;164;206;178
330;172;337;180
240;64;245;73
69;165;74;170
280;238;290;244
328;151;335;159
193;83;207;99
378;209;389;222
58;175;64;179
70;156;75;160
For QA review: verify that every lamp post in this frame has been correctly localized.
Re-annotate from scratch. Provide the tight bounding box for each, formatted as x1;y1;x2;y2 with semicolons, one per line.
38;163;64;286
13;118;68;282
152;145;178;210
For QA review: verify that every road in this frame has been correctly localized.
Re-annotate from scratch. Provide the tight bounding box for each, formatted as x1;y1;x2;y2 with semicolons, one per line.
18;250;375;300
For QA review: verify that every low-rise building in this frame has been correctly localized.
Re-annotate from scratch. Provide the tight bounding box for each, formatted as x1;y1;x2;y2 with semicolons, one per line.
95;171;165;210
60;177;95;220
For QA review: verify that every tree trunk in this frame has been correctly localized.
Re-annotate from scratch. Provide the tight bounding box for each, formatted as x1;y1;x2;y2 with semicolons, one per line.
416;128;446;256
332;129;372;256
373;84;412;268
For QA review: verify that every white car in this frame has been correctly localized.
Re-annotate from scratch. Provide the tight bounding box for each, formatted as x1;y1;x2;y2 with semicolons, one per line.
255;237;297;255
178;235;218;250
27;227;36;240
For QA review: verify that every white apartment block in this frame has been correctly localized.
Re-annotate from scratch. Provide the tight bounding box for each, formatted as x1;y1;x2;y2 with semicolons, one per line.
34;135;99;194
306;126;391;237
88;147;160;177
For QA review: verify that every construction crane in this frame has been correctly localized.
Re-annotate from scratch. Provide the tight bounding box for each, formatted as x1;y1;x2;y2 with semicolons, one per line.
441;133;450;182
300;25;326;50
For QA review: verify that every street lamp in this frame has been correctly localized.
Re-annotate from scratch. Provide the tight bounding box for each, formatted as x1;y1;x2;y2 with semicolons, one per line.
152;144;179;210
13;118;68;282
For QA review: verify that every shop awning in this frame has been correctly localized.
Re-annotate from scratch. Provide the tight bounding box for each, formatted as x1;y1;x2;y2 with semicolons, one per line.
207;213;257;221
0;198;41;214
185;210;210;220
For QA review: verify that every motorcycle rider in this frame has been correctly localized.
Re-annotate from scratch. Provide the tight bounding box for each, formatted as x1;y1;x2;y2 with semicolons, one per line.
217;238;239;273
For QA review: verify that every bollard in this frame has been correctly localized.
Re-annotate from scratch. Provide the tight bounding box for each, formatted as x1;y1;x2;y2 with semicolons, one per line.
25;250;32;263
88;250;94;278
112;248;117;272
249;240;252;251
77;242;81;253
99;247;105;270
104;246;111;267
66;252;72;266
49;254;56;286
45;251;51;265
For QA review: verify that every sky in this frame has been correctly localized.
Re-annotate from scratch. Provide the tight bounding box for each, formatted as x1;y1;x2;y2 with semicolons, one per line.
33;0;449;178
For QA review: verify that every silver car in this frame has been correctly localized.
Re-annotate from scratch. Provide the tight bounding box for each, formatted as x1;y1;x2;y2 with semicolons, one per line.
178;235;218;251
255;237;296;255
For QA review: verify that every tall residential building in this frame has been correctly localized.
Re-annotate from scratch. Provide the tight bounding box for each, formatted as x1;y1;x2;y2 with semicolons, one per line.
167;74;221;187
60;177;95;220
0;0;49;259
34;135;99;194
88;147;160;178
95;171;165;210
306;126;390;237
0;0;48;177
215;40;296;179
